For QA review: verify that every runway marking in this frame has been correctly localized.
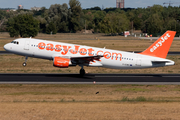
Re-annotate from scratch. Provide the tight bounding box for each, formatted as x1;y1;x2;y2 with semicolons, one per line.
163;76;180;77
0;82;180;85
96;76;154;77
96;76;180;78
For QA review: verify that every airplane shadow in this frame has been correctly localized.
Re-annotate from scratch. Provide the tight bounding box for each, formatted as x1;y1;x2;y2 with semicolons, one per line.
44;74;95;79
0;73;96;79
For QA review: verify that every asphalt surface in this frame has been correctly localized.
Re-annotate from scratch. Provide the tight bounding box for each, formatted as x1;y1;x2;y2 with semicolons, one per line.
1;74;180;85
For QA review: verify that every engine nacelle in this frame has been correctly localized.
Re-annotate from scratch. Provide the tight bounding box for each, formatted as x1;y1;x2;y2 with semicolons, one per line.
53;57;70;68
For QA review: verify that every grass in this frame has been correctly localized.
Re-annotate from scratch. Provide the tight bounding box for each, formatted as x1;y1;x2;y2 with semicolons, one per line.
0;84;180;103
8;92;60;96
1;84;180;119
1;102;180;120
156;85;167;88
172;88;180;91
0;84;180;108
121;96;153;102
115;88;149;92
0;84;180;102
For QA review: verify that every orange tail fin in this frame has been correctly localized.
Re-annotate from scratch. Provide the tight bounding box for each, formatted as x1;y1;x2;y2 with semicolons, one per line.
140;31;176;58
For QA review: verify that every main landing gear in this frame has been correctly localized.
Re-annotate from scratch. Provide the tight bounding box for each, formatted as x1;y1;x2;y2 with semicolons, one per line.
80;66;85;76
22;56;28;67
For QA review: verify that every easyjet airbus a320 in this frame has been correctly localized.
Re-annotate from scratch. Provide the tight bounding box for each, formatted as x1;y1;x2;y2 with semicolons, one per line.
4;31;176;75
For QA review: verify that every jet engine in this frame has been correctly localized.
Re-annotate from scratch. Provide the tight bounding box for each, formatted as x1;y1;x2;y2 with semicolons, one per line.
53;57;71;68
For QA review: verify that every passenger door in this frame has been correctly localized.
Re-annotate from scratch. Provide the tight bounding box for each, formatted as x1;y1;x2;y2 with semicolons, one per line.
24;40;30;50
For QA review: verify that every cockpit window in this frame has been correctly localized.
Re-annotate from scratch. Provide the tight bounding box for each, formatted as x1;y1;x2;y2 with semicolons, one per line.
11;41;19;44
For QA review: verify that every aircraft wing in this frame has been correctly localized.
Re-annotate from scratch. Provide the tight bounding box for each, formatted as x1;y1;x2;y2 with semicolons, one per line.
71;55;103;60
70;55;104;66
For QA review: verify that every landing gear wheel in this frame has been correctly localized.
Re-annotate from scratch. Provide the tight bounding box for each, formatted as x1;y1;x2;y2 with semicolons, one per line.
80;69;85;76
22;62;27;67
22;56;28;67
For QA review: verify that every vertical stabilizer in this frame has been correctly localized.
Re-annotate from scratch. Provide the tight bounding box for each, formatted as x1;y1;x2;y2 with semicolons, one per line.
140;31;176;58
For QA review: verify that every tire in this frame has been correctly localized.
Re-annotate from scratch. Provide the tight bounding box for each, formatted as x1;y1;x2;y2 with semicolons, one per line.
80;69;85;76
22;62;27;67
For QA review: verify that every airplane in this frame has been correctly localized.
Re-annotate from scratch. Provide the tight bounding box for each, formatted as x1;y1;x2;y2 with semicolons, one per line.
4;31;176;75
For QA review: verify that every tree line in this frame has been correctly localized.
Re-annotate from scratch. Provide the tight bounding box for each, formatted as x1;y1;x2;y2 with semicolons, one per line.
0;0;180;37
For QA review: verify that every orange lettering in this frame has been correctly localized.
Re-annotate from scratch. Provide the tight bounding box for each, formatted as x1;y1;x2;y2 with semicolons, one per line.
70;45;80;54
97;50;103;55
112;53;122;61
46;43;54;51
104;51;111;59
79;48;87;55
87;48;94;56
38;42;46;50
55;45;61;52
61;46;71;55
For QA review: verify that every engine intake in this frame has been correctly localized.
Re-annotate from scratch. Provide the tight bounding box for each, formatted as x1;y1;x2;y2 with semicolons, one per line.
53;57;70;68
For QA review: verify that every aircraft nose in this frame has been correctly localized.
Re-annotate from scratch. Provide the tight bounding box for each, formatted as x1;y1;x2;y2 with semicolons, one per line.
4;43;10;51
4;44;7;50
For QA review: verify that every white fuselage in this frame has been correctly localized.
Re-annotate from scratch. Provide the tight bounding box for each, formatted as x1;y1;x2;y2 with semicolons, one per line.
4;38;174;69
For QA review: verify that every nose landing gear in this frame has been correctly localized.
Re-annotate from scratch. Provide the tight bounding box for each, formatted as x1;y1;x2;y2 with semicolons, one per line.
22;56;28;67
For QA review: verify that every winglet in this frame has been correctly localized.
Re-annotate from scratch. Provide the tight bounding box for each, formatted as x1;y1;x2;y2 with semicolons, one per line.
140;31;176;58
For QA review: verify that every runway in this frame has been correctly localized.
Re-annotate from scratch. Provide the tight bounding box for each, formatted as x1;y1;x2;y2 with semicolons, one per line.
1;74;180;85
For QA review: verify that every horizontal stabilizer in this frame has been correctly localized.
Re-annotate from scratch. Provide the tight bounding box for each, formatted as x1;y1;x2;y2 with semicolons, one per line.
151;61;171;63
151;60;175;66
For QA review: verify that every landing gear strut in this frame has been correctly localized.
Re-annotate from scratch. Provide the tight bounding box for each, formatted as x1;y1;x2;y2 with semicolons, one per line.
80;66;85;76
22;56;28;67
